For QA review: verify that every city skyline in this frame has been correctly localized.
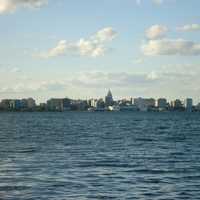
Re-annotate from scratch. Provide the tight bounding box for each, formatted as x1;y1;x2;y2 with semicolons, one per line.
1;0;200;102
0;91;196;112
0;89;196;108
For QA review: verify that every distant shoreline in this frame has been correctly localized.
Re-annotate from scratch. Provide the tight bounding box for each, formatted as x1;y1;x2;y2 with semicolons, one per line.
0;110;197;113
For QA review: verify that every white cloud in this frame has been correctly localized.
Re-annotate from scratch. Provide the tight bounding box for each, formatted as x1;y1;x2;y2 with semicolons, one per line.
146;25;168;39
77;38;105;57
0;0;48;14
142;38;200;56
39;40;68;58
94;27;117;42
177;24;200;32
38;27;117;58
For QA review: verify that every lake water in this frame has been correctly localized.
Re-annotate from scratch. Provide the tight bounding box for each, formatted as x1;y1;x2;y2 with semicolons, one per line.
0;112;200;200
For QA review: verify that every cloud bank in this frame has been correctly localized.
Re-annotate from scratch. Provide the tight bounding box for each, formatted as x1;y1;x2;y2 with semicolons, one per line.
142;38;200;56
0;71;157;95
142;23;200;56
1;65;200;101
0;0;48;14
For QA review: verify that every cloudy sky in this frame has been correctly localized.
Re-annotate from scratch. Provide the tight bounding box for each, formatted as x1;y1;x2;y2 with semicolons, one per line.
0;0;200;103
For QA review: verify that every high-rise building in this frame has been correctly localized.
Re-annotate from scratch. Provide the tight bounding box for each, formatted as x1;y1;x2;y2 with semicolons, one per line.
105;89;114;106
185;98;193;112
157;98;167;110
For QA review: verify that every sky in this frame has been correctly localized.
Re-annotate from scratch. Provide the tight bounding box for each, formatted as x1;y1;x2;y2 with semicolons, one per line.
0;0;200;103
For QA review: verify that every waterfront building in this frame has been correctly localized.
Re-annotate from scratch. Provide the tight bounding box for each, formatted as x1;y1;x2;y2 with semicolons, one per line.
47;98;63;111
46;98;71;111
185;98;193;112
9;99;21;110
157;98;167;111
27;98;36;109
134;98;156;111
0;99;12;110
21;99;28;109
21;98;36;110
105;89;114;106
0;98;36;111
171;99;184;111
134;97;148;111
62;98;71;111
70;99;88;111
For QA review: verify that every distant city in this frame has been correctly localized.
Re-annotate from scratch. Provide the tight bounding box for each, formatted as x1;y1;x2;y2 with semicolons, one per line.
0;90;198;112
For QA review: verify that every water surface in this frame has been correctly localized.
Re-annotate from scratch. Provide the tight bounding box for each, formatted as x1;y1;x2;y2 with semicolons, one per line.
0;112;200;199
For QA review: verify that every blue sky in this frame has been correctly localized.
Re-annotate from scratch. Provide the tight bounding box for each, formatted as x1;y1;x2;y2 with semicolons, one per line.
0;0;200;103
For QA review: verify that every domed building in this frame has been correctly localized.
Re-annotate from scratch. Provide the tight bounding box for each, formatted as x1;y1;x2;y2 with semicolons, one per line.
105;89;114;106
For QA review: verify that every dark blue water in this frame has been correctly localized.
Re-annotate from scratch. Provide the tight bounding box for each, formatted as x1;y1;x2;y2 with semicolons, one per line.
0;112;200;200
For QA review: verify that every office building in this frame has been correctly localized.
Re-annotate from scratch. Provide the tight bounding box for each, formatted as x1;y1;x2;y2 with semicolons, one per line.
47;98;63;111
185;98;193;112
157;98;167;110
134;98;156;111
9;99;21;110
